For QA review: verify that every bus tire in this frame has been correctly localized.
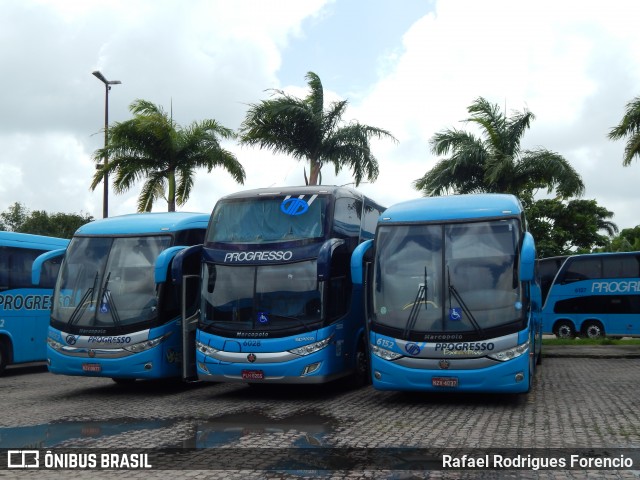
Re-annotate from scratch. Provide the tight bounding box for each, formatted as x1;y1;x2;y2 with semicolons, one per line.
353;339;371;388
554;320;576;339
581;321;604;339
0;341;8;375
112;378;137;385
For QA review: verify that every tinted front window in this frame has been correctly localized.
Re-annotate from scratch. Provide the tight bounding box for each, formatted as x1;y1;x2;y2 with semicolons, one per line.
208;195;327;244
201;260;322;334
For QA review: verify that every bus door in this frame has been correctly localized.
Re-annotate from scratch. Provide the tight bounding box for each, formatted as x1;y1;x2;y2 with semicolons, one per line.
170;245;203;381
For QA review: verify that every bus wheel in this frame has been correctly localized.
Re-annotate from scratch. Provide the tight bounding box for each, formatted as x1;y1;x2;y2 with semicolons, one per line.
112;378;137;385
555;321;576;339
0;342;7;375
582;321;604;339
354;340;371;387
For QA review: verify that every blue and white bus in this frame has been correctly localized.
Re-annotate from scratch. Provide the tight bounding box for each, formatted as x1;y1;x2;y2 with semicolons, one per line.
178;186;384;385
542;251;640;339
0;231;69;374
43;212;209;382
351;194;542;393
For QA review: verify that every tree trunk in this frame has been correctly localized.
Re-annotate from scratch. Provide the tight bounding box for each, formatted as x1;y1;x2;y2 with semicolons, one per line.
307;159;321;185
167;171;176;212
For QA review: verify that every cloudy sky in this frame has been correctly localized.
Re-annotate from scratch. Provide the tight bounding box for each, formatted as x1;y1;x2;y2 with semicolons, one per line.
1;0;639;232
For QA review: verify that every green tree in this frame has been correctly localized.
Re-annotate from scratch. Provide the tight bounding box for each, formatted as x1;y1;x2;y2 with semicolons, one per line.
608;95;640;166
414;97;584;206
91;99;245;212
0;202;92;238
527;199;618;257
608;225;640;252
0;202;29;231
238;71;396;186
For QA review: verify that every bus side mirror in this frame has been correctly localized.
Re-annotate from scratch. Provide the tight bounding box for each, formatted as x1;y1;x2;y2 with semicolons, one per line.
351;240;373;285
519;232;536;282
31;249;66;286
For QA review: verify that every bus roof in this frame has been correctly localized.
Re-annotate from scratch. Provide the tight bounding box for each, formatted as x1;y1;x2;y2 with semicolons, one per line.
219;185;366;201
0;231;69;250
73;212;210;236
379;194;524;224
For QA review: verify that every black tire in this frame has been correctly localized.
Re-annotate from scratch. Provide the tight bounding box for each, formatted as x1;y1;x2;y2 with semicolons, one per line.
0;342;8;376
582;321;605;339
353;339;371;388
112;378;137;385
554;320;576;339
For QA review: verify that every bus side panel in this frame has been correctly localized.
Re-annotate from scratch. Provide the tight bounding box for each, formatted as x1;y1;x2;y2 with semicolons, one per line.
0;289;53;364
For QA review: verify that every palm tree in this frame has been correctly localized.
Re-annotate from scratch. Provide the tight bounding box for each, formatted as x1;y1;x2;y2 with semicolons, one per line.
608;95;640;166
91;99;245;212
414;97;584;204
238;71;396;186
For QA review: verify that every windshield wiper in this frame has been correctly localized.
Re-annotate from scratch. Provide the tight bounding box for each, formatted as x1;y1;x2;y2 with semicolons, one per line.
68;271;99;327
402;267;428;339
254;312;317;333
98;272;122;329
447;266;483;335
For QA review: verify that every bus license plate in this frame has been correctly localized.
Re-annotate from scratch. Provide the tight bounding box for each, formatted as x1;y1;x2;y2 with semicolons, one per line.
242;370;264;380
82;363;102;373
432;377;458;388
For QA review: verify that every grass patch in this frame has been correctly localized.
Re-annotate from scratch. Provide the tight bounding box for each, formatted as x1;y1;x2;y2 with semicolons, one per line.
542;337;640;346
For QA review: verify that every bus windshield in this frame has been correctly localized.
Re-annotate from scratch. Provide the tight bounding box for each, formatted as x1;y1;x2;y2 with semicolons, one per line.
51;235;172;330
372;219;523;336
200;260;322;333
207;195;327;244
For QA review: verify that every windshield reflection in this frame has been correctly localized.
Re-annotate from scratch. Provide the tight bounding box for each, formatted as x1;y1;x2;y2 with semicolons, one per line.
52;236;171;331
201;261;322;332
372;220;523;336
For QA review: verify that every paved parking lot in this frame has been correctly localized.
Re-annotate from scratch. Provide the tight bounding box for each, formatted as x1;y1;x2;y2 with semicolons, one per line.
1;352;639;479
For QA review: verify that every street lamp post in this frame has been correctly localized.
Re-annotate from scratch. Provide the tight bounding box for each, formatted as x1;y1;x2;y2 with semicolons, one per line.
92;70;121;218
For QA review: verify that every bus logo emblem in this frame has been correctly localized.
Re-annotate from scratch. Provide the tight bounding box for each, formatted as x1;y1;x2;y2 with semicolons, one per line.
405;343;421;356
66;335;77;345
439;360;450;370
247;353;257;363
281;198;309;216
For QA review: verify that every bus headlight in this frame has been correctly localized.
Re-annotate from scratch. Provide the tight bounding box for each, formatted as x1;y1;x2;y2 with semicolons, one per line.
47;338;63;351
123;332;171;353
289;335;333;356
371;344;403;361
488;340;529;362
196;340;219;357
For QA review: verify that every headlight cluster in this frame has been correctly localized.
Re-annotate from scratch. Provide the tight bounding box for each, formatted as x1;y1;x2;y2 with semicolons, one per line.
371;344;403;361
123;332;171;353
196;340;219;357
47;338;63;351
288;336;333;356
488;340;529;362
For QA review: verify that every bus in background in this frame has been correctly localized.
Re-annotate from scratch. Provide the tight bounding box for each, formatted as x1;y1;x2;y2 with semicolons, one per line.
542;251;640;339
351;194;542;394
42;212;209;383
536;255;568;305
0;231;69;374
179;186;384;385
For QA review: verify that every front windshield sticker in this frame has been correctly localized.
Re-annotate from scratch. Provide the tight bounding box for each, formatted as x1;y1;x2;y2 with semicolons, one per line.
280;194;318;216
449;308;462;321
257;312;269;325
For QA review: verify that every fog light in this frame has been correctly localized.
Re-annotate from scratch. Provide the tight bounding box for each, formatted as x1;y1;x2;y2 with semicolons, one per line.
374;371;382;380
302;362;321;376
144;362;153;371
198;362;209;373
515;372;525;382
